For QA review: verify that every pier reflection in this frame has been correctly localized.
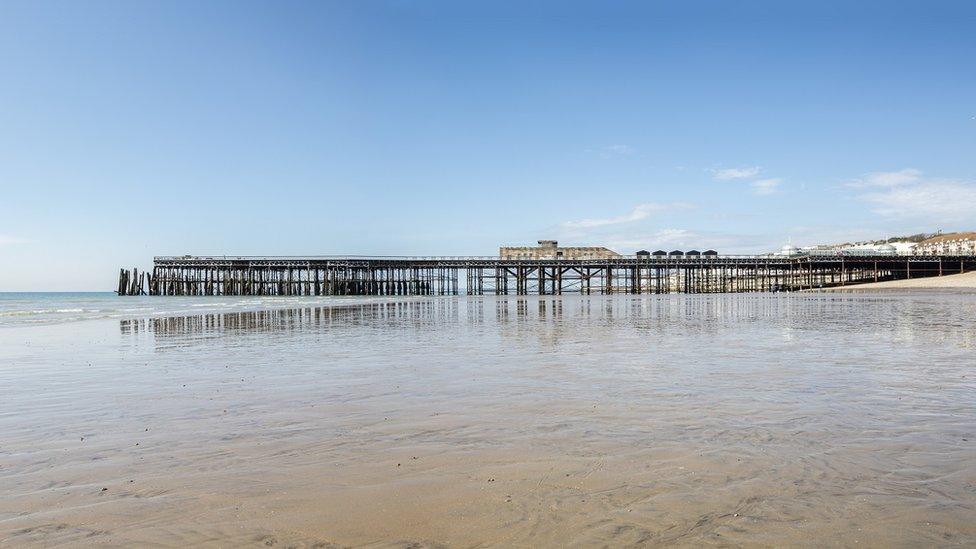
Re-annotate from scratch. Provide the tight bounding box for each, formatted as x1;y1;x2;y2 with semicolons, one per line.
120;299;461;343
119;294;975;353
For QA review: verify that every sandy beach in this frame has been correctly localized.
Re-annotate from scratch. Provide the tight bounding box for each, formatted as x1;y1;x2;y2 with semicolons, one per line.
816;271;976;291
2;294;975;547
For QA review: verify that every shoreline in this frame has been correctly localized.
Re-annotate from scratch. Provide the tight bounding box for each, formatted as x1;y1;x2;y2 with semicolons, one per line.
813;271;976;292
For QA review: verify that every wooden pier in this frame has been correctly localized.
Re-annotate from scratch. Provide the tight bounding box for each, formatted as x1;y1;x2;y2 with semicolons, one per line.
117;254;976;296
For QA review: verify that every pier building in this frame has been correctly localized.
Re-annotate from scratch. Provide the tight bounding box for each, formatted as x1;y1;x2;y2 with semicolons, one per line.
499;240;620;260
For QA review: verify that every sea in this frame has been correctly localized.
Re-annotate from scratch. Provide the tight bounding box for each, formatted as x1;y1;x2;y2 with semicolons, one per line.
1;291;974;546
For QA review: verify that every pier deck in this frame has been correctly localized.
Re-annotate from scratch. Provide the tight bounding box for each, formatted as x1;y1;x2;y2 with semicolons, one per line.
118;255;976;296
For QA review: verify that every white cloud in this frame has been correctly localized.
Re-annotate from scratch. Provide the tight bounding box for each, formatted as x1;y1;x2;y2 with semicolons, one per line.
603;229;698;251
750;178;782;195
709;166;785;196
562;203;668;229
845;168;922;188
710;166;761;180
859;178;976;223
844;168;976;225
780;226;891;248
556;203;712;252
601;229;781;254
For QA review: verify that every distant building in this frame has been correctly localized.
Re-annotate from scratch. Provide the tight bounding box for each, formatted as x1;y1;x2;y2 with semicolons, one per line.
778;244;802;257
777;242;901;257
878;241;917;255
499;240;620;260
914;232;976;255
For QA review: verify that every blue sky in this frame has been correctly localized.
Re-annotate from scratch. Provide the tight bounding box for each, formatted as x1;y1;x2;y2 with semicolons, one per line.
1;1;975;290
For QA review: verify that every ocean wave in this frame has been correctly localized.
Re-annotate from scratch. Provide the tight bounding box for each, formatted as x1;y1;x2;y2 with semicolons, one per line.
0;294;387;328
0;309;58;317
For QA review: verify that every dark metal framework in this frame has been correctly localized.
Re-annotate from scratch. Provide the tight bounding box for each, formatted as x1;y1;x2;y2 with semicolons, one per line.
117;255;976;296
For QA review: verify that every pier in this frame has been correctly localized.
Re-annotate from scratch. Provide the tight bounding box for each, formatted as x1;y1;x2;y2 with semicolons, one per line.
118;254;976;296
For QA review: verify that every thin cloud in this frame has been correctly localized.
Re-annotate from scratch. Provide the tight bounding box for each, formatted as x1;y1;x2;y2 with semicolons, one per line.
710;166;785;196
602;229;777;254
604;229;698;250
750;178;782;195
562;203;667;229
783;226;893;247
859;177;976;223
586;144;636;159
710;166;761;180
845;168;922;188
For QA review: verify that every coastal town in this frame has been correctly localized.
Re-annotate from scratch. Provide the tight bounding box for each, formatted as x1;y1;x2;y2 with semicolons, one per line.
782;231;976;257
500;231;976;260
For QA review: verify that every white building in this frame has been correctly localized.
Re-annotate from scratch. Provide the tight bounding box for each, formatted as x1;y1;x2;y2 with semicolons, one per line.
914;232;976;256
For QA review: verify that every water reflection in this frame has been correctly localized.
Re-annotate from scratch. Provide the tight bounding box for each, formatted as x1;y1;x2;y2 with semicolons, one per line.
120;294;976;351
121;299;459;338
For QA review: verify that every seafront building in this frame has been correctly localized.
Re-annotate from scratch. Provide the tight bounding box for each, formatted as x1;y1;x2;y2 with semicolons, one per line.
776;234;976;257
777;243;900;257
914;232;976;256
499;240;620;260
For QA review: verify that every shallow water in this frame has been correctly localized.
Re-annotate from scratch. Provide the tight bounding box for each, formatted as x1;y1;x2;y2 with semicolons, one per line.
0;292;395;327
1;293;974;547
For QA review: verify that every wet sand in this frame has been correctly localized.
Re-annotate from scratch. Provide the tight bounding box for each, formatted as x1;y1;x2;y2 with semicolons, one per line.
817;271;976;291
1;295;974;547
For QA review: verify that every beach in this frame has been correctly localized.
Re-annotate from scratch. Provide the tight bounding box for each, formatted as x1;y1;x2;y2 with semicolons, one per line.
1;293;974;547
816;271;976;292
